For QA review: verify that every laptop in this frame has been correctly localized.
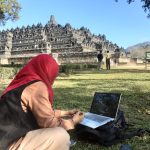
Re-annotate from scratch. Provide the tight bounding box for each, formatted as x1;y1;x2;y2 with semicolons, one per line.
80;92;121;129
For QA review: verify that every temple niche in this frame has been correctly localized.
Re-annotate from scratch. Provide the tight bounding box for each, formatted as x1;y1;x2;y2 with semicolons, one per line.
0;15;123;65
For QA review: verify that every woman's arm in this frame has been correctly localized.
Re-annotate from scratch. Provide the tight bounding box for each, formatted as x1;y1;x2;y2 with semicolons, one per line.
21;81;75;130
54;109;79;118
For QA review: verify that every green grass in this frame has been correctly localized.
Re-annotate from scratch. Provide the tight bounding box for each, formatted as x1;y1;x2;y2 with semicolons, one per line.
0;68;150;150
53;69;150;150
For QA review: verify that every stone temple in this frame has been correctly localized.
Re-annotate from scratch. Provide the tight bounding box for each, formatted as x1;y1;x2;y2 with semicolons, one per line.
0;15;125;65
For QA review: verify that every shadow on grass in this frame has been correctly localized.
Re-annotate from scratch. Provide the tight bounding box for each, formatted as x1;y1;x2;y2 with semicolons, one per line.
73;69;150;74
53;85;150;129
53;86;150;150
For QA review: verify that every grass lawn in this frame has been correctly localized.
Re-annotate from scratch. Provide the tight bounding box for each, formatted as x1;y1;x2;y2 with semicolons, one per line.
0;68;150;150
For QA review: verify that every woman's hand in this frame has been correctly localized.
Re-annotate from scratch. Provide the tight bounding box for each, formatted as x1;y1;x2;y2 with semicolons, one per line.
61;119;75;131
61;109;79;117
67;109;79;116
60;110;84;130
72;111;84;125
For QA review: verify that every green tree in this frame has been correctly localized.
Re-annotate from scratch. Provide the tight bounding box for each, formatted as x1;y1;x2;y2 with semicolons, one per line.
115;0;150;17
0;0;21;25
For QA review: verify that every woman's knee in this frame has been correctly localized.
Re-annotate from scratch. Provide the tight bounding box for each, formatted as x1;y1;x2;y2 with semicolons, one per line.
53;127;70;143
47;127;70;150
26;128;70;149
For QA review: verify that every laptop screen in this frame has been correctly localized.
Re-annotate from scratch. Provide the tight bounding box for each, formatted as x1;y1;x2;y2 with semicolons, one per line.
90;92;121;118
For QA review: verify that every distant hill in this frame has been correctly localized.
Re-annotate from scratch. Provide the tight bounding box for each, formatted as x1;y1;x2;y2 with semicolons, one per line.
126;42;150;58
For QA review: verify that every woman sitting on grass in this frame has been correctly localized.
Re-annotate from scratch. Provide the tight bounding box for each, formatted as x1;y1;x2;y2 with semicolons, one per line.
0;54;84;150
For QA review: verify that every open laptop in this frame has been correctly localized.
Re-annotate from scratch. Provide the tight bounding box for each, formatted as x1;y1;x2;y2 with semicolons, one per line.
80;92;121;129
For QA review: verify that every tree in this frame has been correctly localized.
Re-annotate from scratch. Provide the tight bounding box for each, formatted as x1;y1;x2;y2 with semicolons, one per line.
115;0;150;17
0;0;21;25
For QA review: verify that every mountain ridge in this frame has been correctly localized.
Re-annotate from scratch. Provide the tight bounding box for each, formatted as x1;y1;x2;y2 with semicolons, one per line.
125;41;150;58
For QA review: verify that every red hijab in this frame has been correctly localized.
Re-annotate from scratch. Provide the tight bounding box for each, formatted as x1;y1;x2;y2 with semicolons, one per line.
1;54;59;104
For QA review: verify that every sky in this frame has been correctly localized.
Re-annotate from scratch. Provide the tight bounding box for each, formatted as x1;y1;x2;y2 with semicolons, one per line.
0;0;150;49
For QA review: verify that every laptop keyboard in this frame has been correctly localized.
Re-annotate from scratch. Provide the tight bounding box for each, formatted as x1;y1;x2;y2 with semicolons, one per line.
85;113;110;122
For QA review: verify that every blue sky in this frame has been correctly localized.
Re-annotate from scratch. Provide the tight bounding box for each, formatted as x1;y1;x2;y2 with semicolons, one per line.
0;0;149;49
